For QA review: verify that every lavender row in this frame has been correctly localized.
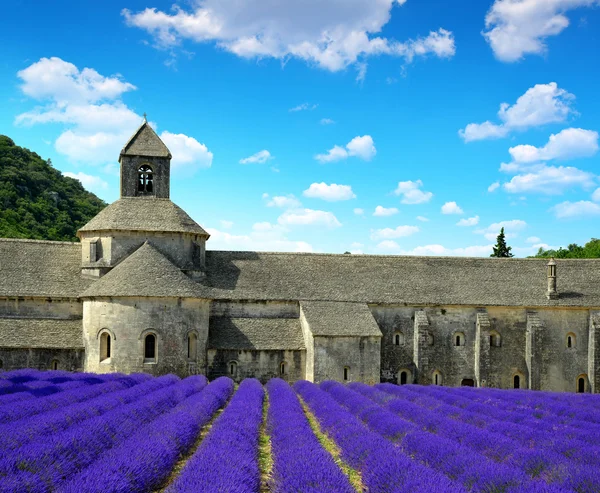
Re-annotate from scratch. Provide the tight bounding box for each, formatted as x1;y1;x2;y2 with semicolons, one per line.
369;384;600;491
166;378;264;493
0;374;179;451
58;376;233;493
0;379;90;406
266;378;354;493
295;380;465;493
0;375;206;492
321;381;552;493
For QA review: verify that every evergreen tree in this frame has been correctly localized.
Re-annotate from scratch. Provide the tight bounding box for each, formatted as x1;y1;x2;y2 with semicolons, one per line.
490;227;514;258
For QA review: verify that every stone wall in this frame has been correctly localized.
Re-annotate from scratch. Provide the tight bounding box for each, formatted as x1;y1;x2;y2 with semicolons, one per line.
0;348;84;372
311;336;380;384
83;297;209;377
206;349;305;383
121;155;170;199
211;301;299;318
0;297;81;319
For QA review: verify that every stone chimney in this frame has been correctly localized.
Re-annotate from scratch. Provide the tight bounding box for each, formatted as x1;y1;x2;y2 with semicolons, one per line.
546;258;558;299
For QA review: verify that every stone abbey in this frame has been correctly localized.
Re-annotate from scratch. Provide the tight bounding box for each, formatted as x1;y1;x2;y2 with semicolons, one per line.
0;122;598;393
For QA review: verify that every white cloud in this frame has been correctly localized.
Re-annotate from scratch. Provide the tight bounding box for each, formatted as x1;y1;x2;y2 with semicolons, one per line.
63;171;108;192
416;216;429;222
315;135;376;163
263;193;302;209
459;82;576;142
123;2;455;77
376;240;401;252
483;0;599;62
375;242;496;257
278;208;341;227
370;225;419;240
526;236;541;243
393;180;433;204
457;215;479;227
303;183;356;201
206;225;314;252
15;57;212;173
503;165;596;194
475;219;527;241
593;188;600;202
240;149;273;164
373;205;399;216
354;208;365;215
508;128;598;163
161;131;213;170
289;103;318;112
441;201;463;214
488;182;500;192
551;200;600;218
320;118;335;125
220;220;234;229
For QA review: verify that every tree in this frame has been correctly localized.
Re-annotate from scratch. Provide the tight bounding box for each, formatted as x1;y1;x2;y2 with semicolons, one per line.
490;227;513;258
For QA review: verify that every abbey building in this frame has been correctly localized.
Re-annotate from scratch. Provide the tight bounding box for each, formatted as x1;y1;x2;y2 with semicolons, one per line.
0;123;599;393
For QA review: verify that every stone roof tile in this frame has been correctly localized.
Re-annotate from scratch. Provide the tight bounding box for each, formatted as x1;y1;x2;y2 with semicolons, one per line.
300;301;382;337
208;317;305;350
120;122;171;158
0;318;83;348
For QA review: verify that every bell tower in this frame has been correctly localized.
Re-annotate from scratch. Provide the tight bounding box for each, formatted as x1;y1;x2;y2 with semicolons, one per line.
119;117;171;199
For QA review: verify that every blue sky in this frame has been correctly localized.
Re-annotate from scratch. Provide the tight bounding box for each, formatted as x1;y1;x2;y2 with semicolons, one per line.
1;0;599;256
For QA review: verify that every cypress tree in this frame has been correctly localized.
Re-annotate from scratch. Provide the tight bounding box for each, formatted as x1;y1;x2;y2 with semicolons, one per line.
490;227;514;258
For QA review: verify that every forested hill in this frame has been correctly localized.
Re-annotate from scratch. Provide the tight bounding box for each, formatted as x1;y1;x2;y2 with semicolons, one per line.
0;135;106;242
530;239;600;259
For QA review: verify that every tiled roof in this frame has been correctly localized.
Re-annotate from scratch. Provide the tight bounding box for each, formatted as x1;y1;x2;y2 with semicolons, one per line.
0;318;83;348
120;122;171;158
208;317;305;350
300;301;382;336
78;197;209;236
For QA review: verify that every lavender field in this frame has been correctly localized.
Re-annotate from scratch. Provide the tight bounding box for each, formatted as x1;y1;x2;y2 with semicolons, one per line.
0;370;599;493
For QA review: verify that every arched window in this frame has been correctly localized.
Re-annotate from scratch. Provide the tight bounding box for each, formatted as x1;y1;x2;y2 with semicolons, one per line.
432;370;442;385
394;332;405;346
0;359;3;369
51;360;59;371
399;369;411;385
427;332;434;346
454;332;465;347
138;165;153;193
187;332;197;361
489;331;502;347
100;331;111;362
577;375;587;393
229;361;237;378
461;379;475;387
343;367;350;382
513;374;521;389
280;361;287;376
566;332;576;348
144;334;157;362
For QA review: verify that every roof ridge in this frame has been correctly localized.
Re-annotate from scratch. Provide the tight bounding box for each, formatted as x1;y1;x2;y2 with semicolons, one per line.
0;238;81;247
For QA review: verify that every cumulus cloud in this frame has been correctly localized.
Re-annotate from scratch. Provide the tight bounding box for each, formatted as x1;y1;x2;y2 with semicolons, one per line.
593;188;600;202
122;1;454;78
240;149;273;164
303;183;356;201
263;193;302;208
207;224;314;252
459;82;576;142
457;215;479;227
502;165;596;194
375;242;496;257
483;0;599;62
315;135;376;163
441;201;463;214
392;180;433;204
278;208;341;227
15;57;212;173
220;220;234;229
63;171;108;192
526;236;541;243
475;219;527;241
370;225;419;240
508;128;598;163
551;200;600;218
354;208;365;215
416;216;429;222
488;182;500;192
373;205;399;216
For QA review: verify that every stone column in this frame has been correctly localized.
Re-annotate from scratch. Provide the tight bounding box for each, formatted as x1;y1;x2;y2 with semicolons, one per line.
413;310;430;385
475;310;491;388
588;311;600;394
526;311;543;390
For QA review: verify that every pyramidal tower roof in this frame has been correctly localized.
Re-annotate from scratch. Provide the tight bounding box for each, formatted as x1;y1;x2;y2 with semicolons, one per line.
120;120;171;159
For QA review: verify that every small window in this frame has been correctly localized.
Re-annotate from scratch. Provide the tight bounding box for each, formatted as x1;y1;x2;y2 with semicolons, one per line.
343;367;350;382
461;379;475;387
399;370;409;385
566;332;576;348
229;361;237;378
187;333;197;361
100;332;111;362
454;332;465;347
577;375;587;393
138;164;154;193
89;240;97;262
51;360;59;371
0;359;3;369
280;361;287;376
513;374;521;389
432;370;442;385
144;334;156;362
394;331;405;346
489;331;502;347
427;332;434;346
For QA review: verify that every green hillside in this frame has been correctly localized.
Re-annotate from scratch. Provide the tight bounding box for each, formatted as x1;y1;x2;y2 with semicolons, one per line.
0;135;106;241
530;238;600;259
